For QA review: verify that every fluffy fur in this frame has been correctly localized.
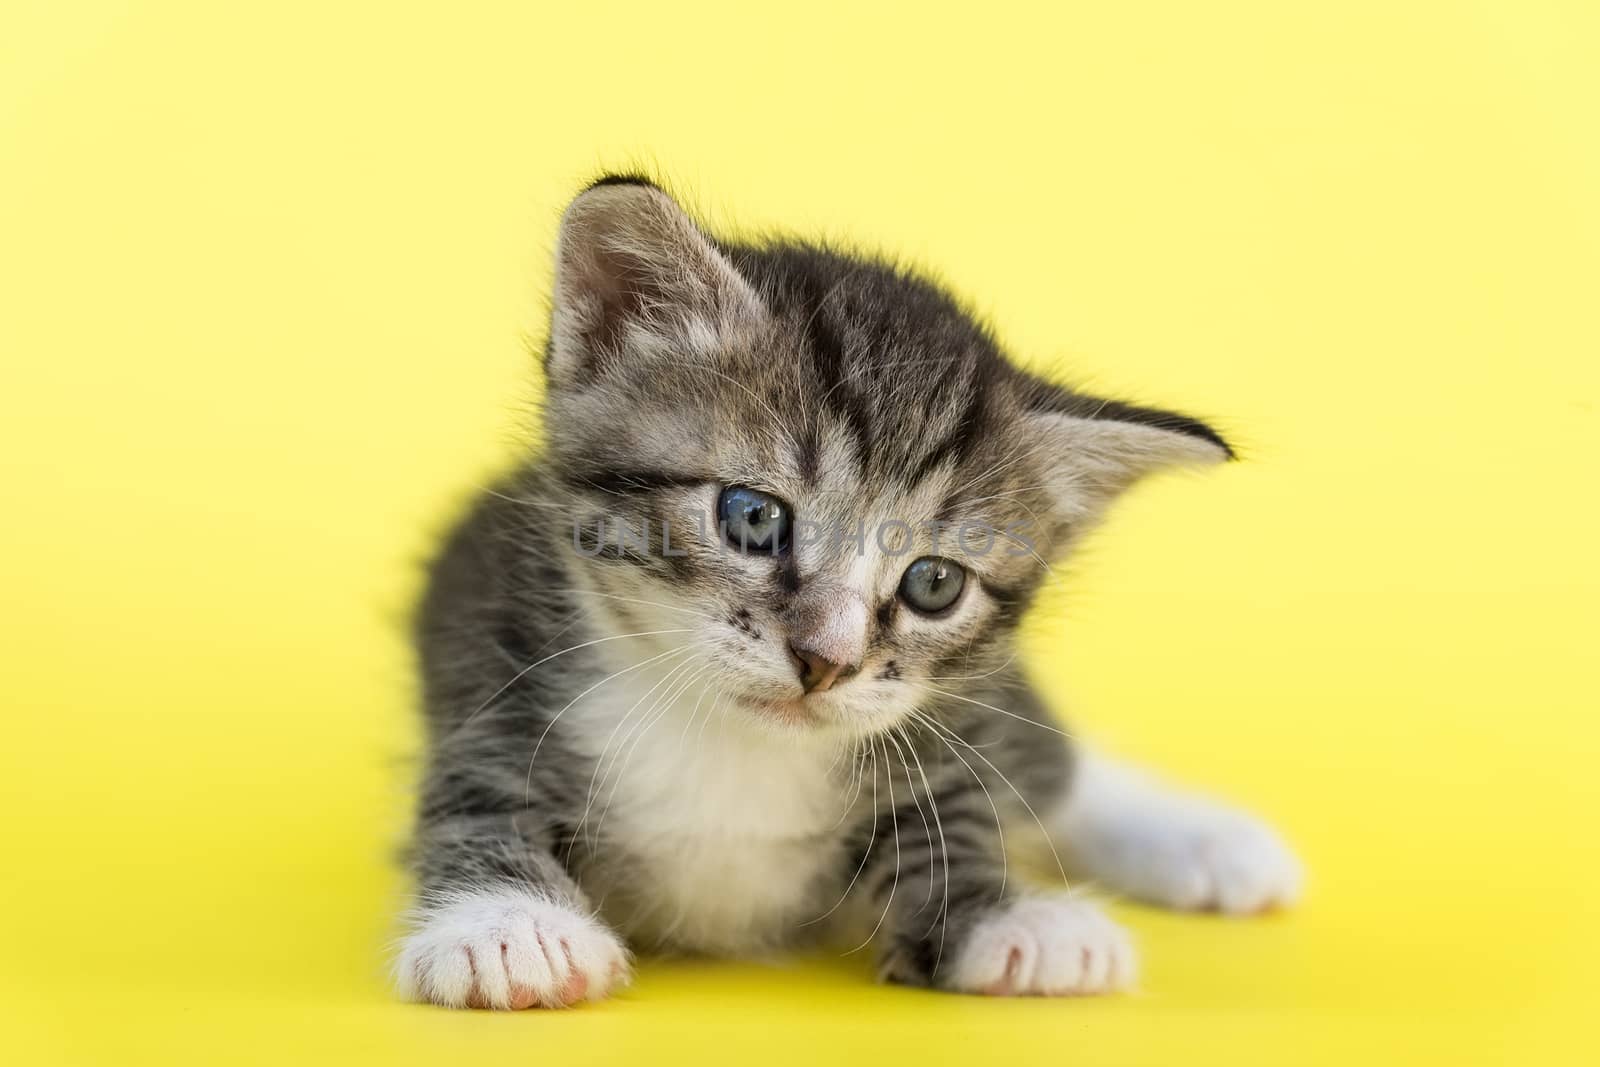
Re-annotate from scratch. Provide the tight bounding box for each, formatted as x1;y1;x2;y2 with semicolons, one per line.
396;177;1299;1008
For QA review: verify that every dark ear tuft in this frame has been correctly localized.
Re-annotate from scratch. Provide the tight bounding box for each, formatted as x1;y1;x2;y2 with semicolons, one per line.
1016;375;1235;460
1015;375;1233;521
583;171;664;194
1062;396;1234;460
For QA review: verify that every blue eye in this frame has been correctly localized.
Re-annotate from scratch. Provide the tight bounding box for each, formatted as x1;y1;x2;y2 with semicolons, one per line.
717;486;791;554
898;556;966;614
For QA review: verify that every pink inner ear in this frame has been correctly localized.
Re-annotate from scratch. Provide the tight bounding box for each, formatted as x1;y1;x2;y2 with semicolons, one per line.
564;239;664;359
548;182;769;387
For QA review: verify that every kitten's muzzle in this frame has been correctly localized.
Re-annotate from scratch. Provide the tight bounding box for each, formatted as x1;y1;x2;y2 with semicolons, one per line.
785;586;868;695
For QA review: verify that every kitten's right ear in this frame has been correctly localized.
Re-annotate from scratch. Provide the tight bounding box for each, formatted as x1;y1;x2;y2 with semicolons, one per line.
547;178;766;388
1018;381;1234;526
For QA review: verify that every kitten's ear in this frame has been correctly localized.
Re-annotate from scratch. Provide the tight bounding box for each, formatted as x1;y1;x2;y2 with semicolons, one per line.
547;178;766;387
1024;393;1233;522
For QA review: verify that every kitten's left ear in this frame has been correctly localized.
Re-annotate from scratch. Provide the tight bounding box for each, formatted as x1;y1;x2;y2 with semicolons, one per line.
547;177;767;388
1024;393;1233;522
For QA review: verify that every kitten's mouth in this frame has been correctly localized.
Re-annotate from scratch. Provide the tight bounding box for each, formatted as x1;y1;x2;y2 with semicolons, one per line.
740;693;819;725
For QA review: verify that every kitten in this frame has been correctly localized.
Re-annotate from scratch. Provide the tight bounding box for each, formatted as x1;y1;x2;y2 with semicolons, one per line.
396;176;1301;1009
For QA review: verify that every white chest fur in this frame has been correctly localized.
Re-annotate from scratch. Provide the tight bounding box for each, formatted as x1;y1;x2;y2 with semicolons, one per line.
565;668;853;954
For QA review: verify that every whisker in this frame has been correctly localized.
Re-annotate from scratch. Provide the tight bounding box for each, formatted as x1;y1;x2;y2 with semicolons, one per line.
576;653;704;841
845;737;901;955
826;734;869;831
526;644;694;807
896;722;952;973
914;683;1074;738
926;651;1018;683
805;741;878;928
594;659;713;841
906;708;1008;900
694;682;723;750
675;671;720;753
462;628;697;731
883;729;936;910
543;587;720;622
912;707;1071;892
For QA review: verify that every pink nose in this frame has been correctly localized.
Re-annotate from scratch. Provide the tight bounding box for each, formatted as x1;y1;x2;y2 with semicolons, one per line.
785;584;868;694
789;646;857;694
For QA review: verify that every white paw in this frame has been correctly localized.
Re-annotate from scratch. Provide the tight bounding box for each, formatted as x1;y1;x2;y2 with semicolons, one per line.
396;887;630;1009
1059;759;1302;914
950;896;1136;996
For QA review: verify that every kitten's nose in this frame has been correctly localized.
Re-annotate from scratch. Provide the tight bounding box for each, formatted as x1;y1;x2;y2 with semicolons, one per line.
785;584;868;695
789;645;857;694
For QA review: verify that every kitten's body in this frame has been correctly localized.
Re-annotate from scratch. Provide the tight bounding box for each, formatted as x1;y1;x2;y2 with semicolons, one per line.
398;179;1299;1009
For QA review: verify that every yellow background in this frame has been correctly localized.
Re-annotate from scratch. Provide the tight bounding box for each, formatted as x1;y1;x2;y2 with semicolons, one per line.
3;2;1596;1064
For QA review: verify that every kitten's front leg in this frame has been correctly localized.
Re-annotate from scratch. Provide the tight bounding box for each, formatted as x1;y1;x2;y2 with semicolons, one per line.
866;763;1135;996
397;813;630;1009
1050;751;1302;914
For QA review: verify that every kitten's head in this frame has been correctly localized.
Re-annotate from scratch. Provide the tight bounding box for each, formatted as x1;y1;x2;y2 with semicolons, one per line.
541;177;1229;739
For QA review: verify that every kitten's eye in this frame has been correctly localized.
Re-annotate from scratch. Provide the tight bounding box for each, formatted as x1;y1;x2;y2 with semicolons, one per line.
898;556;966;615
717;486;791;554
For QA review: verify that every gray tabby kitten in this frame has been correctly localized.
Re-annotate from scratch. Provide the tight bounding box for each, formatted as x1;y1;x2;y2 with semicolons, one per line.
397;177;1300;1009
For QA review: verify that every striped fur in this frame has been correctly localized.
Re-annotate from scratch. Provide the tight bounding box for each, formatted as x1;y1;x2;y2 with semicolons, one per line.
398;178;1253;1005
